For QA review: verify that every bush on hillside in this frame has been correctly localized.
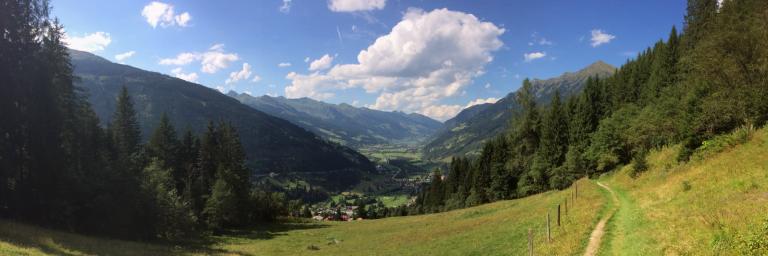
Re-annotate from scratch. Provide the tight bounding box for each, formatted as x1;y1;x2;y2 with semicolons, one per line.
629;151;649;178
691;125;755;161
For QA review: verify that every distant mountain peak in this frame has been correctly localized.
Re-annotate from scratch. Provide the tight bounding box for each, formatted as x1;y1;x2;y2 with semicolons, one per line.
579;60;616;76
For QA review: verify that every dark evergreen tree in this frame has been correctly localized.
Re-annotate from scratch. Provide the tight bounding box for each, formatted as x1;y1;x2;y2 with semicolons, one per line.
508;79;542;196
110;86;143;173
533;91;570;189
147;113;184;193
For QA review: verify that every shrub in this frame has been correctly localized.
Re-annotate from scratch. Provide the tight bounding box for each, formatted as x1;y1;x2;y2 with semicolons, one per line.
691;125;755;161
681;180;692;192
629;151;649;178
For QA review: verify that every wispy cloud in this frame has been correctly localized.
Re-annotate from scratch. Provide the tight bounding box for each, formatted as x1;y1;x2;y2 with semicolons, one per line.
114;51;136;62
279;0;292;13
328;0;386;12
523;51;546;62
590;29;616;47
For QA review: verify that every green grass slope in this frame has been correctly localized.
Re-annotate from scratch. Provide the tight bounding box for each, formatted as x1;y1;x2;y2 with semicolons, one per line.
0;180;605;256
598;127;768;255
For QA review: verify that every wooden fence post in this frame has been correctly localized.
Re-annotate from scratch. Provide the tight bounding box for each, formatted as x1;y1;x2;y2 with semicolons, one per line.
575;183;578;199
557;204;561;226
528;228;534;256
547;212;551;242
565;198;568;217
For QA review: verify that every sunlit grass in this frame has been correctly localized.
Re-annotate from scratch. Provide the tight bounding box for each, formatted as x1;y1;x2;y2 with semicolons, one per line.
600;127;768;255
376;194;410;207
0;179;605;255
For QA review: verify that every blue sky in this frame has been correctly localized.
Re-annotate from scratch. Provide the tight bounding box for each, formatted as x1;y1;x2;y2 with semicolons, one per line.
55;0;686;121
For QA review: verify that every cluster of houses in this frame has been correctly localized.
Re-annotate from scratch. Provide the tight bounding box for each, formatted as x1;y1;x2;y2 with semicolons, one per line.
311;205;363;221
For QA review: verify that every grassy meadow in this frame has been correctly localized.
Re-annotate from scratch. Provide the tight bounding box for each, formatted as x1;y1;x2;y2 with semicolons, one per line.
598;127;768;255
0;179;605;256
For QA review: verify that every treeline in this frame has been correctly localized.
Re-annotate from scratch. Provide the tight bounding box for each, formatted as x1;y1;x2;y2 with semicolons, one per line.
414;0;768;214
0;0;284;240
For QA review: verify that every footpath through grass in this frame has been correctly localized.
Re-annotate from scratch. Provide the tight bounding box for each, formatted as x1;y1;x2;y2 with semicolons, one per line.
596;182;659;256
596;127;768;255
0;179;606;256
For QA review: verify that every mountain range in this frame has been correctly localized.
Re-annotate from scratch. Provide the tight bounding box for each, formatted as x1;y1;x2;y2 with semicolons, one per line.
69;49;374;189
423;61;616;160
69;48;616;180
228;92;443;148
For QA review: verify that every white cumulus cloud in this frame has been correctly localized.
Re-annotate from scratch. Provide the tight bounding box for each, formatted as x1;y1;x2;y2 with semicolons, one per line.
63;32;111;52
159;52;198;65
590;29;615;47
251;75;262;83
174;12;191;27
278;62;292;67
142;2;192;28
328;0;386;12
284;71;346;100
284;8;504;121
465;97;498;108
201;45;239;74
417;97;498;121
309;54;334;71
420;104;463;122
225;63;253;84
285;9;504;120
170;67;199;82
524;51;546;62
114;51;136;62
159;44;239;74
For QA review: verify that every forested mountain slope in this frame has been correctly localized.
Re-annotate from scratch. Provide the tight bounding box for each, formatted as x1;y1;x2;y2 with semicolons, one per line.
70;50;374;177
424;61;615;160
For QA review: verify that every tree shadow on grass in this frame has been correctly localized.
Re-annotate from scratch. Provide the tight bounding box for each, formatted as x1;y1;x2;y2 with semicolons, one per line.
0;219;330;256
217;221;330;241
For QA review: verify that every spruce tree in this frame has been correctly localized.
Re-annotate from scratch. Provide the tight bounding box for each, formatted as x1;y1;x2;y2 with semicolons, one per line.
111;86;142;172
508;79;542;196
533;91;570;189
147;113;184;193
